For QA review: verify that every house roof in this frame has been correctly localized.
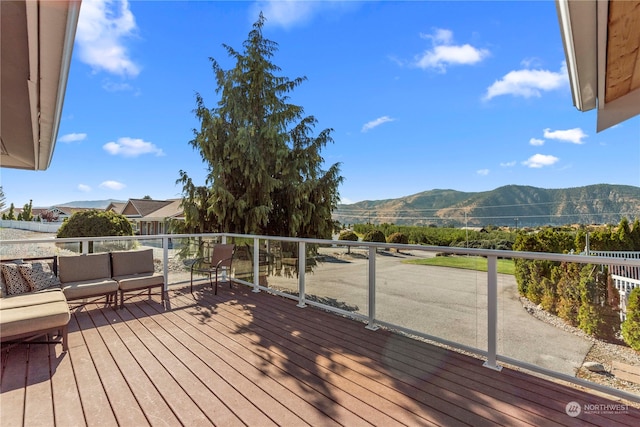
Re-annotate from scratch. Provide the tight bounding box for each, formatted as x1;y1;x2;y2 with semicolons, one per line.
121;198;183;219
556;0;640;131
105;202;127;214
1;0;81;170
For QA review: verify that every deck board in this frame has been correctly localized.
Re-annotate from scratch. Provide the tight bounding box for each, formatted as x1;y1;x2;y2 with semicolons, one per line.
2;282;640;427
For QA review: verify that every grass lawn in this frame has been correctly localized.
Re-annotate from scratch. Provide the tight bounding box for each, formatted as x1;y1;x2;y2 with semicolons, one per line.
403;255;515;275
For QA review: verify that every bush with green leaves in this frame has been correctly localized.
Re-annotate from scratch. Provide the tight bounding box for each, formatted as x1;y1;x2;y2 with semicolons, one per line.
338;230;359;254
362;230;386;243
622;288;640;351
338;230;358;242
57;210;134;252
386;232;408;245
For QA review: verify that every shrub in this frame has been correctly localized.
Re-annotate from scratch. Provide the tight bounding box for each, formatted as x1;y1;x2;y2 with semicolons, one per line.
338;230;358;254
622;288;640;351
338;230;358;242
362;230;386;243
57;210;134;252
386;232;408;245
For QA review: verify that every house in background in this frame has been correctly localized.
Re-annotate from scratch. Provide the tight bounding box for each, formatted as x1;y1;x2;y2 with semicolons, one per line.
108;198;184;235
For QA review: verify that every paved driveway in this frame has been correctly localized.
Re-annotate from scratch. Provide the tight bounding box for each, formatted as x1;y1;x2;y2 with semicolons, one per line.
266;248;592;377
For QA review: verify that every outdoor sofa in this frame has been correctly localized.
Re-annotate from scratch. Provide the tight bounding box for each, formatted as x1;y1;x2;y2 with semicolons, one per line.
0;249;166;350
0;258;71;350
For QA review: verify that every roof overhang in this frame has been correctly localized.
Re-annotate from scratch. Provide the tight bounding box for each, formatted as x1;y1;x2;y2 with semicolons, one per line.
556;0;640;131
1;0;81;170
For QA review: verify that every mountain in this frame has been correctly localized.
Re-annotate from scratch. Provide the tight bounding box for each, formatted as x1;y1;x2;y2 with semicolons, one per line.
333;184;640;227
55;199;126;209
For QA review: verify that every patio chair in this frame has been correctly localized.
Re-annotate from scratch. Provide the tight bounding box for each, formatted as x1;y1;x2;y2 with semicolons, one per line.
189;243;235;295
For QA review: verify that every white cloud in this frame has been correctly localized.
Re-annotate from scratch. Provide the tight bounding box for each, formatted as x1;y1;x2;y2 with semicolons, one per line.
99;180;126;190
102;80;134;92
484;63;568;100
59;133;87;143
522;154;559;168
340;196;354;205
253;0;317;28
414;28;489;72
500;161;516;167
252;0;355;29
477;169;490;176
543;127;587;144
361;116;395;133
103;137;165;157
77;184;91;192
529;138;545;146
76;0;140;77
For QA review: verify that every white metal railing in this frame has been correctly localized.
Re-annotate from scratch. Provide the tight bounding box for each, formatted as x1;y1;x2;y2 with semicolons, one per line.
1;231;640;403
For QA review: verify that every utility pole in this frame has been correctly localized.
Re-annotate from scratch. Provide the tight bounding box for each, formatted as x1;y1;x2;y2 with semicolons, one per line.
514;217;519;233
465;211;468;248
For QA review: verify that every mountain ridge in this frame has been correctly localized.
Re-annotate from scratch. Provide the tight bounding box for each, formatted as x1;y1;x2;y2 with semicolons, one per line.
333;184;640;227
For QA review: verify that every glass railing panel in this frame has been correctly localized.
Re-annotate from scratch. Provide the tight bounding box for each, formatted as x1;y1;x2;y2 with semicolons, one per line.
376;249;485;351
305;243;369;316
258;239;299;294
495;258;631;396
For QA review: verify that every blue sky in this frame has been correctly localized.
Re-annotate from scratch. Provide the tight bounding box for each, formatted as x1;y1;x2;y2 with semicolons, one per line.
2;0;640;209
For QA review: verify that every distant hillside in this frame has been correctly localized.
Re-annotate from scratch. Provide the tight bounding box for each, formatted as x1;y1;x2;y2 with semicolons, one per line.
56;199;125;209
333;184;640;227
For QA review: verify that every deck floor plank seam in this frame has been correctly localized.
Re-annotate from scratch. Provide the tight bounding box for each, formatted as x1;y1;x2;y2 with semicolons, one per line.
197;285;633;427
198;287;547;427
67;313;119;427
0;345;28;426
166;290;385;426
97;301;217;426
197;291;476;427
83;306;184;427
50;340;89;427
121;298;281;427
78;307;156;426
228;285;613;426
152;290;368;427
182;287;487;427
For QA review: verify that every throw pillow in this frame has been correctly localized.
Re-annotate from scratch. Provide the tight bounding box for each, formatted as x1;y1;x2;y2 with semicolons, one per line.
19;261;61;291
0;267;6;298
1;262;31;295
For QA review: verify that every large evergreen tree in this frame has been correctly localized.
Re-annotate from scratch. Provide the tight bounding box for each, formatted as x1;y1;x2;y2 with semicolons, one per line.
178;14;342;238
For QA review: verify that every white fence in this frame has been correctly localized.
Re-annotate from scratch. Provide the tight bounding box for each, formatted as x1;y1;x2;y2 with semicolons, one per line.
590;250;640;321
0;220;61;233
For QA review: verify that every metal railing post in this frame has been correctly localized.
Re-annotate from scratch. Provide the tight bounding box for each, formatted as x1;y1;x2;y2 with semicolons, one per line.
252;238;260;293
366;246;378;330
483;255;502;371
162;236;169;295
297;241;306;308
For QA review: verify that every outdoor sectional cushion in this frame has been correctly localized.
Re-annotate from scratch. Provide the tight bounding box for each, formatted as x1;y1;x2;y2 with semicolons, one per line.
0;289;70;341
111;249;164;303
115;273;164;292
61;278;119;300
58;252;112;283
58;253;118;301
110;249;155;276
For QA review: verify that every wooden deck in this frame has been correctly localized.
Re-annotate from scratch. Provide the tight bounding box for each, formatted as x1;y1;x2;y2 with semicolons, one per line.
2;282;640;427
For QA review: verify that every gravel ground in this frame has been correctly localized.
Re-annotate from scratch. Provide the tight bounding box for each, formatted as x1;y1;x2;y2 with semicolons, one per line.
520;296;640;399
3;227;640;400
